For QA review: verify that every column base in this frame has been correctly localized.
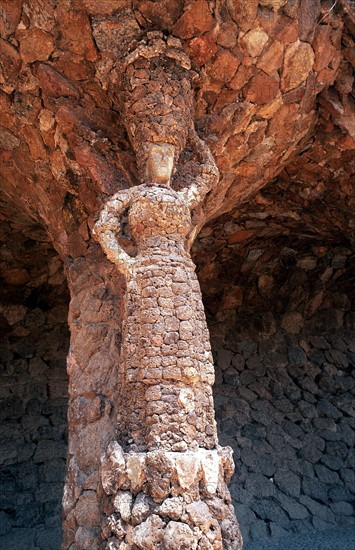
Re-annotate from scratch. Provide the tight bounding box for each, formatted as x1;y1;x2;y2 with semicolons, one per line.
100;442;243;549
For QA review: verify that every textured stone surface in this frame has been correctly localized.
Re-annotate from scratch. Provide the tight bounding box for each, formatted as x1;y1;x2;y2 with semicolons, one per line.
0;221;69;550
0;1;354;548
93;87;241;542
193;206;354;542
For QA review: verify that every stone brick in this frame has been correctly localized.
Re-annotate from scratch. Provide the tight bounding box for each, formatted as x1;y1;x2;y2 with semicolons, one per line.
207;50;240;83
239;28;269;58
36;63;79;98
281;40;315;92
17;28;54;64
245;71;279;104
172;0;214;39
185;33;218;66
256;40;284;75
226;0;258;32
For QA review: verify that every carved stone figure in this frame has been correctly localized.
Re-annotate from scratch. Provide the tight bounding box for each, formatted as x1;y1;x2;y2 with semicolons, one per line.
92;33;242;548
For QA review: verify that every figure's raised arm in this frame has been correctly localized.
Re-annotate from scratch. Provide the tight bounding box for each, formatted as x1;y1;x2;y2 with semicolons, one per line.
179;128;219;209
93;189;136;275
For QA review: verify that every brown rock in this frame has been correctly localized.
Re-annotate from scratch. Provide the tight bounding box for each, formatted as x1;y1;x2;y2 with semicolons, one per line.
17;28;54;64
73;0;131;14
245;71;279;104
186;33;218;66
229;64;254;90
277;19;299;44
0;0;22;39
283;0;300;18
132;515;165;549
23;0;56;33
73;493;100;528
226;0;258;32
207;49;240;83
52;53;95;82
217;21;238;49
259;0;287;10
228;229;255;244
57;8;98;61
163;521;196;548
281;40;314;92
22;125;47;160
282;82;306;104
239;28;269;57
338;135;355;150
36;63;79;98
92;14;141;58
74;146;123;195
256;94;283;118
0;126;20;150
299;0;320;42
221;286;243;309
172;0;214;39
267;103;299;136
0;38;21;84
134;0;184;29
313;25;336;71
256;40;284;76
1;268;30;286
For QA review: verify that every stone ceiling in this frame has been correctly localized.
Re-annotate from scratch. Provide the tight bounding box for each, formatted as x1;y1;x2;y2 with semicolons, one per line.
0;0;354;262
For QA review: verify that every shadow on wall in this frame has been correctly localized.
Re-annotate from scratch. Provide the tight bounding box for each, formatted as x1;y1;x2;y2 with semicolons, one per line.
208;242;355;543
0;226;70;550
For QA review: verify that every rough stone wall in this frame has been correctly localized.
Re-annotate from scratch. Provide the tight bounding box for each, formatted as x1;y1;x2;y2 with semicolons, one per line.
194;215;354;542
0;222;69;549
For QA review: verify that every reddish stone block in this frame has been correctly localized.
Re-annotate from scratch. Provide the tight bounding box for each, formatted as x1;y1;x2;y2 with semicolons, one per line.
51;53;95;82
228;64;254;90
267;102;299;136
72;0;131;14
338;135;355;150
216;21;238;49
207;49;240;82
23;0;57;33
246;71;279;104
239;28;269;58
228;229;255;244
277;19;299;44
74;145;122;195
299;0;320;42
36;63;79;98
134;0;184;29
256;40;284;76
57;8;98;61
226;0;258;32
313;25;336;71
172;0;214;39
0;0;22;38
22;124;47;160
18;28;54;64
185;33;218;66
281;40;314;92
0;38;21;84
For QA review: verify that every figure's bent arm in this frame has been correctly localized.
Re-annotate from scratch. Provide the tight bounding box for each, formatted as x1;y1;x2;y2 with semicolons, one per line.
180;128;219;209
93;190;136;274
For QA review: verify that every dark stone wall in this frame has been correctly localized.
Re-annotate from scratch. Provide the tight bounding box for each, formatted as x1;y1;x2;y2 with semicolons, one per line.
0;218;354;547
213;326;355;542
0;224;69;550
195;226;355;542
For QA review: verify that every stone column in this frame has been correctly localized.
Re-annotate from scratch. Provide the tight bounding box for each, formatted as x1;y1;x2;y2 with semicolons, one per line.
61;251;123;549
90;34;242;550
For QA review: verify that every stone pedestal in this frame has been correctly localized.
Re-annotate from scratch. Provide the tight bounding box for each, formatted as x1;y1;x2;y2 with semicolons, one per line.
100;442;242;549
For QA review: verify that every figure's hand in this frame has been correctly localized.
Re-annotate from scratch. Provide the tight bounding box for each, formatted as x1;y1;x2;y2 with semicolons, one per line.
179;128;219;209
